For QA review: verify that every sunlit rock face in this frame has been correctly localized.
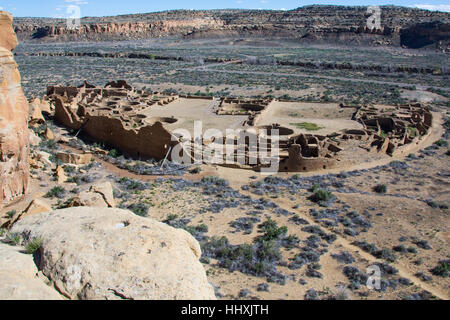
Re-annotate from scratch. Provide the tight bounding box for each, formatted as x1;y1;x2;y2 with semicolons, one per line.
0;11;29;208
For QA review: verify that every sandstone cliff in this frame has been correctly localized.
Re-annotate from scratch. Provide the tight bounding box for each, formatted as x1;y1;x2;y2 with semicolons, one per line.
0;11;29;208
13;6;450;49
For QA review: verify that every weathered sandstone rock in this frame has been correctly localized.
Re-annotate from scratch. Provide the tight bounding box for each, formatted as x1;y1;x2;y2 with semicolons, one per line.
0;12;18;50
70;182;116;208
44;127;54;140
11;207;216;300
76;188;111;208
89;182;116;207
56;151;92;165
55;165;67;184
0;243;62;300
39;98;52;114
28;97;45;124
29;129;41;146
36;150;53;167
0;11;29;208
3;198;52;228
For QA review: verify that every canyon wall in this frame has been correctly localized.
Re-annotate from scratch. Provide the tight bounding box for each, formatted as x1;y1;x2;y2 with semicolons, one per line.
13;6;450;49
0;11;29;208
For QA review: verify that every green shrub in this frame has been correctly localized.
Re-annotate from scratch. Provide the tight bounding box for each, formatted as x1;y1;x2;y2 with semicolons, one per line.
108;149;120;158
379;130;388;139
186;224;209;236
289;122;323;131
310;185;334;203
258;218;287;242
407;127;418;138
45;186;66;199
201;176;228;186
430;260;449;278
6;233;22;246
63;165;76;174
119;177;146;190
66;176;82;185
166;214;179;221
39;139;58;151
189;167;201;174
25;237;43;254
434;140;448;147
49;154;63;166
373;184;387;194
126;203;149;217
6;210;16;218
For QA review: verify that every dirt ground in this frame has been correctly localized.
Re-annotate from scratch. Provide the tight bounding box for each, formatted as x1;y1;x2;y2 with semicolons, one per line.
141;97;248;135
256;101;363;136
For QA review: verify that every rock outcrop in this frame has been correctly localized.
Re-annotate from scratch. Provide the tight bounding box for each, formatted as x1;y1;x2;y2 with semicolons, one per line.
0;243;63;300
400;21;450;49
0;11;29;208
56;151;92;165
11;207;216;300
28;97;45;125
12;6;450;49
55;166;68;184
68;182;116;208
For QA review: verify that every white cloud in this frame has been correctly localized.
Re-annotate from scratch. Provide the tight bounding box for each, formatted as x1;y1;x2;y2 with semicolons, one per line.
65;0;88;5
413;4;450;12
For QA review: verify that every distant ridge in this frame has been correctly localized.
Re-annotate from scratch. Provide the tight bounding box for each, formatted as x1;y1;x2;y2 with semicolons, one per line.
11;6;450;49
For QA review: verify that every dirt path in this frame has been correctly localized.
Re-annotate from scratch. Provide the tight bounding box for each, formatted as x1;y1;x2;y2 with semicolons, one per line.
190;60;243;70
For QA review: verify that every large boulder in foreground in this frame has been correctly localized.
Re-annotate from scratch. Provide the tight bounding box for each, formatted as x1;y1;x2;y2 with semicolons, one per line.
0;243;62;300
11;207;216;300
0;11;29;208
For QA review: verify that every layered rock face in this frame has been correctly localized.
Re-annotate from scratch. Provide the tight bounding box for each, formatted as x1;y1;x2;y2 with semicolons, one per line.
13;6;450;48
11;207;216;300
0;11;29;208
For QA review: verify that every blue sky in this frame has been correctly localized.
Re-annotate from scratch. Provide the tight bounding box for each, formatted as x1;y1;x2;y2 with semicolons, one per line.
1;0;449;17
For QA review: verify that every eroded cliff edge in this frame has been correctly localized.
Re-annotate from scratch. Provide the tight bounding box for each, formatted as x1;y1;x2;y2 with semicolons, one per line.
12;6;450;49
0;11;29;208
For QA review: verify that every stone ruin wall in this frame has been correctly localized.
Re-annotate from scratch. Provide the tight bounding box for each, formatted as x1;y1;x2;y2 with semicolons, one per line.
50;83;179;160
347;103;434;156
280;133;343;172
48;82;435;173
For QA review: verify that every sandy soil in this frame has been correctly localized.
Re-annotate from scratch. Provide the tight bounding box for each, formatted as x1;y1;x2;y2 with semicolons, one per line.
141;97;248;135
